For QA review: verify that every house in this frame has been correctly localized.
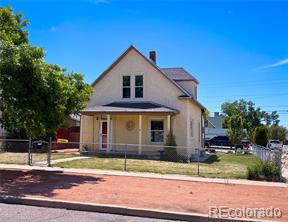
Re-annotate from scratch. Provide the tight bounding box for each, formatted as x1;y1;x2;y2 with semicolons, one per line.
205;112;227;139
54;114;81;149
80;45;205;159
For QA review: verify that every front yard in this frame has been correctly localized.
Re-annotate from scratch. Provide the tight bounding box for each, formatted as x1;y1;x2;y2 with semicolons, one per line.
54;153;260;179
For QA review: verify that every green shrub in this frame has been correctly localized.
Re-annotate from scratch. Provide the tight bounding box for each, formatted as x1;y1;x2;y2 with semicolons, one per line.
252;126;268;146
247;161;280;182
164;130;177;161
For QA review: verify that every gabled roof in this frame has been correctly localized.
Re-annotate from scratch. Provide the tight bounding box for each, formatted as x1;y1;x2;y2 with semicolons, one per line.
91;45;205;110
161;68;199;83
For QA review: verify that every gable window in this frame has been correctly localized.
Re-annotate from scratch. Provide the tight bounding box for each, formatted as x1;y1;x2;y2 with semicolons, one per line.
150;120;164;143
122;76;131;98
135;75;143;98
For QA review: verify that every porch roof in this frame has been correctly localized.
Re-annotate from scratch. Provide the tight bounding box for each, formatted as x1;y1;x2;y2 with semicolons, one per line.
81;101;179;114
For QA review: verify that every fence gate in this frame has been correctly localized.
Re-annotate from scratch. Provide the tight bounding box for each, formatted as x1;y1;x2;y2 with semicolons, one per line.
29;138;52;166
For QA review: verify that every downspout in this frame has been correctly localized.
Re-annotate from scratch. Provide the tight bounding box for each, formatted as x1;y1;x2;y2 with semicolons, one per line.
201;109;205;148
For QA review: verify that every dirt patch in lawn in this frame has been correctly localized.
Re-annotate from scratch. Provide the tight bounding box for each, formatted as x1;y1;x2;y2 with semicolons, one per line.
0;169;287;221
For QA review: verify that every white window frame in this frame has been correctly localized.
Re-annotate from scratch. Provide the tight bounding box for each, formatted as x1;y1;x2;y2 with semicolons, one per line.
150;119;164;144
122;75;131;99
135;75;144;98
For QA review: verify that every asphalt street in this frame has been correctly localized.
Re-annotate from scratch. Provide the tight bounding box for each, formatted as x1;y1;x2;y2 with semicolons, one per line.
0;203;183;222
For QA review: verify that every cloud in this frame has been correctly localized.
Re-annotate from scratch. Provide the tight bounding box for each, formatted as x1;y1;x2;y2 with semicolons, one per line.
89;0;109;4
257;58;288;70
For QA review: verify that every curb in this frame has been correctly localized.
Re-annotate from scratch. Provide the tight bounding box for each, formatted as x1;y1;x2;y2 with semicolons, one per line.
0;195;263;222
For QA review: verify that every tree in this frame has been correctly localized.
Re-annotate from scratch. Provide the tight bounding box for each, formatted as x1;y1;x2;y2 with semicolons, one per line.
252;126;269;146
226;114;245;146
221;99;279;138
0;7;93;138
203;108;210;119
268;125;287;142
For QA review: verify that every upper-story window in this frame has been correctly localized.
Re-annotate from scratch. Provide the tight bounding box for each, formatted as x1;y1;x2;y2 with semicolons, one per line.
135;75;143;98
122;76;131;98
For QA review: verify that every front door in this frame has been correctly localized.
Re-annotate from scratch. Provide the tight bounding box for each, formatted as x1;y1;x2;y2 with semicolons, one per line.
100;120;112;150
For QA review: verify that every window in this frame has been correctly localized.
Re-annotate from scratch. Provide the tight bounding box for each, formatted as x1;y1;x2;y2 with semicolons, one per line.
135;75;143;98
190;120;194;137
150;120;164;143
122;76;131;98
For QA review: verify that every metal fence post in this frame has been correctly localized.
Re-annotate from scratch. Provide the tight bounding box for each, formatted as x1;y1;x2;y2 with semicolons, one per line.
124;144;127;171
197;148;200;176
28;137;32;166
47;137;52;167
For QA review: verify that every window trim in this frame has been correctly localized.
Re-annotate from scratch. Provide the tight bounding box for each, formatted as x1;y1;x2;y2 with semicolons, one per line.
149;119;164;144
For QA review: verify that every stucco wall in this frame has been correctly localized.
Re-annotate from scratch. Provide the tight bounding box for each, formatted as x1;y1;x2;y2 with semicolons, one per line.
176;81;197;99
89;49;183;110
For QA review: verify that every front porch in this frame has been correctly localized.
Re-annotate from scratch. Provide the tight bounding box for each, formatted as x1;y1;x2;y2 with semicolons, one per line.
81;113;174;155
79;101;186;157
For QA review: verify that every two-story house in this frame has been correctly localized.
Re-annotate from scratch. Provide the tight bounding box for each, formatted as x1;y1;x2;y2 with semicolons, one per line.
80;45;205;159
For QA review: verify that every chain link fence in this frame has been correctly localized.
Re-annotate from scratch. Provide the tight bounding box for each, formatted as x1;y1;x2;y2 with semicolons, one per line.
0;138;208;176
50;141;207;176
3;138;284;180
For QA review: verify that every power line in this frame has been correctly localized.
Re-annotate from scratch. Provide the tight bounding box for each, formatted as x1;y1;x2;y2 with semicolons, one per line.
207;110;288;113
199;92;288;98
207;105;288;109
201;79;288;87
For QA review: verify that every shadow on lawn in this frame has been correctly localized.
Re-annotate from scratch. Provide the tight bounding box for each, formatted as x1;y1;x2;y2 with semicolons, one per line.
202;154;220;164
0;169;105;197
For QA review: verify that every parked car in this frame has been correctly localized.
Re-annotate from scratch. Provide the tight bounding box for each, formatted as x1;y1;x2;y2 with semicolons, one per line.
241;140;251;149
205;136;233;148
266;140;282;150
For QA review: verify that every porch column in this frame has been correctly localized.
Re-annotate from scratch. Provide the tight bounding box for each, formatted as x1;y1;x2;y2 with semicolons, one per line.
167;114;171;132
106;114;110;153
138;115;142;154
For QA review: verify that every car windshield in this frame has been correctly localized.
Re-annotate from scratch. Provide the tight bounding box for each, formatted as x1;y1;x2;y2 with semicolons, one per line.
270;141;280;144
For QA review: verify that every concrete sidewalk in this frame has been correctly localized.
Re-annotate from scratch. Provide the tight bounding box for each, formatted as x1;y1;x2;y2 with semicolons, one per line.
34;156;90;166
0;163;287;187
0;167;287;221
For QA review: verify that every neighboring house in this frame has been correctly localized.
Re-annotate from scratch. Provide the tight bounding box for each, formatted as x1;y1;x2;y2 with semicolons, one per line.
205;112;227;139
54;114;80;149
80;45;205;159
68;114;80;127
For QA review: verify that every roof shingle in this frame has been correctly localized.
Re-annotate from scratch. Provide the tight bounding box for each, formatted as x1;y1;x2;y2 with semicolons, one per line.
160;68;199;83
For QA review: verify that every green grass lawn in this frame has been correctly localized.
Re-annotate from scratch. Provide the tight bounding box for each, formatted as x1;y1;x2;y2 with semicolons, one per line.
54;153;260;179
0;152;78;165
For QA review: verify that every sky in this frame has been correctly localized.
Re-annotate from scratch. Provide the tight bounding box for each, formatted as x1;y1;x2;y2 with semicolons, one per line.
1;0;288;126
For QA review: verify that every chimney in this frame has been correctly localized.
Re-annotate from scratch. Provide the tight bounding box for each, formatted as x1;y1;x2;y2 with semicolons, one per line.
149;51;156;64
